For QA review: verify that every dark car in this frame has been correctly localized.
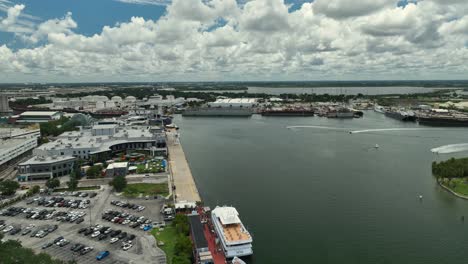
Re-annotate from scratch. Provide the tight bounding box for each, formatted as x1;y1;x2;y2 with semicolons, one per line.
30;229;40;237
89;193;97;198
53;236;64;244
75;244;85;252
10;227;21;235
117;232;127;239
84;229;94;236
127;234;136;241
98;234;108;240
110;230;121;237
47;225;58;233
70;243;82;251
42;241;54;249
76;217;84;224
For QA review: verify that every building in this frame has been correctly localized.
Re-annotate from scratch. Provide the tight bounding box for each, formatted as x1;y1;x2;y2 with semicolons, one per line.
33;124;166;161
0;128;40;171
0;94;11;114
17;155;76;181
105;162;128;177
0;137;38;167
188;214;213;264
14;111;63;124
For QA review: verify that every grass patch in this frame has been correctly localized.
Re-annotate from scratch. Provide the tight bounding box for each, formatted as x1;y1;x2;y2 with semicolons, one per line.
53;186;100;192
151;226;177;264
442;178;468;196
123;183;169;198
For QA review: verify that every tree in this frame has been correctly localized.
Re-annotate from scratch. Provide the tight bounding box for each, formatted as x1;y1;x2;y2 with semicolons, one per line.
0;180;20;196
86;165;102;179
67;175;78;191
110;175;127;192
46;178;60;189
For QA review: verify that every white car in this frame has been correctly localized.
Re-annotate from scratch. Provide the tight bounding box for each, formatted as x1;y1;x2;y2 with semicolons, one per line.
91;231;100;238
110;237;119;244
2;225;14;233
122;243;133;251
122;220;130;225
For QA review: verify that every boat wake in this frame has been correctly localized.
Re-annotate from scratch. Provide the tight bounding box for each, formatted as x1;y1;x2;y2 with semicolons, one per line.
286;125;347;131
349;128;438;134
431;143;468;154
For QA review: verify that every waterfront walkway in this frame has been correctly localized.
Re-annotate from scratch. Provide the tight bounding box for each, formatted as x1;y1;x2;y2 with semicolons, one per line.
167;131;201;203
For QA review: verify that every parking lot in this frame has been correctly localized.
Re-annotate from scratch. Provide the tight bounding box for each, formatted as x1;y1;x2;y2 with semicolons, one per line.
0;185;168;264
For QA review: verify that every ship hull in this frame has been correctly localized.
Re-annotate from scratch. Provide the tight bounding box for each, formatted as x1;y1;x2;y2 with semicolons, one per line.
261;111;314;116
182;109;253;117
418;117;468;127
385;111;416;122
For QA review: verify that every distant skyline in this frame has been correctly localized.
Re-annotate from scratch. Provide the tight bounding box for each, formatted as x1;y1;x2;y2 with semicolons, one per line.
0;0;468;82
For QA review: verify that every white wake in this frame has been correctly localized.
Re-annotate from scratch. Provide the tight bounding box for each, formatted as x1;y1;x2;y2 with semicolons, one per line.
431;143;468;154
349;128;437;134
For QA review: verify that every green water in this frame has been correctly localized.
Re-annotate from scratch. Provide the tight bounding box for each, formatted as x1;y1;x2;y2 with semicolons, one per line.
176;111;468;264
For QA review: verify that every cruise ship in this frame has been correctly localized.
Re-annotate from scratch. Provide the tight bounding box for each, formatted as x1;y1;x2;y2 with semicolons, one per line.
211;206;253;258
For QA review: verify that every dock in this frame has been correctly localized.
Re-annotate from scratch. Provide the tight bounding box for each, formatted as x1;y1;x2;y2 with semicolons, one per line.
167;131;201;203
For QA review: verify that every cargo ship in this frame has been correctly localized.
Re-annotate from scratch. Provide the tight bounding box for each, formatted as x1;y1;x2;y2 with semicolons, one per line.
384;109;416;122
417;112;468;126
327;107;360;118
260;108;314;116
211;206;253;258
182;107;253;117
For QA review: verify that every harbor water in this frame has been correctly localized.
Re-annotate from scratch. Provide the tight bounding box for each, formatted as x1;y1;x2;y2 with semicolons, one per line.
176;111;468;264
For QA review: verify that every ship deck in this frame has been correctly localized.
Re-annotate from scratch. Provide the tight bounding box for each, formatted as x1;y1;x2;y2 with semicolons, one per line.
222;223;251;242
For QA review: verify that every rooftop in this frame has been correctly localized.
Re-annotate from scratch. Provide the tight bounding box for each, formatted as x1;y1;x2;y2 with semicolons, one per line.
188;214;208;250
19;111;60;116
92;124;118;129
37;125;162;154
107;162;128;169
0;138;33;150
20;155;75;166
212;206;240;225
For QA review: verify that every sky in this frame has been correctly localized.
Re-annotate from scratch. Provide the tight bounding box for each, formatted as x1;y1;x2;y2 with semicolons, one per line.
0;0;468;83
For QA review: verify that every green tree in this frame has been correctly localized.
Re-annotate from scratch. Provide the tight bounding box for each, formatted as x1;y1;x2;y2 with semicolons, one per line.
46;178;60;189
67;175;78;191
86;165;102;179
110;175;127;192
0;180;20;196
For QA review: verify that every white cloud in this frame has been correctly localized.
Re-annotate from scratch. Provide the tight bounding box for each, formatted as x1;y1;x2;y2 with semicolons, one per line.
1;0;468;82
312;0;391;19
114;0;171;6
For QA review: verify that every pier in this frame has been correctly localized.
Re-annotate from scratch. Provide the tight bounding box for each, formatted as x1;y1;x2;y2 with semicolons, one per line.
167;131;201;203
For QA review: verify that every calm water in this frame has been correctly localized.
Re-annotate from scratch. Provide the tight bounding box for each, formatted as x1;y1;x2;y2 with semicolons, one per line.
176;112;468;264
247;86;455;95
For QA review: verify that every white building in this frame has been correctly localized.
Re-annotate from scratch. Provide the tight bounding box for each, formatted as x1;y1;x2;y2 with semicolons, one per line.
15;111;63;123
106;162;128;177
17;155;76;181
0;127;40;169
33;124;166;160
0;137;38;167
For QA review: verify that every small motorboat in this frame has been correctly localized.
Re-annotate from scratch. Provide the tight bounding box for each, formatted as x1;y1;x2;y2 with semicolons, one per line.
232;257;246;264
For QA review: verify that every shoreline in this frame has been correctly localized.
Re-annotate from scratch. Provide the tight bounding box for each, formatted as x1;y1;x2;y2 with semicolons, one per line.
437;180;468;200
167;130;201;203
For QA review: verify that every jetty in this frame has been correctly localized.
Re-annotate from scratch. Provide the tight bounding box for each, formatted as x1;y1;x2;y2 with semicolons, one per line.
167;131;201;203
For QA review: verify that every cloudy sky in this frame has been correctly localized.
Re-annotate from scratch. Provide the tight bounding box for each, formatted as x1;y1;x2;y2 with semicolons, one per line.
0;0;468;82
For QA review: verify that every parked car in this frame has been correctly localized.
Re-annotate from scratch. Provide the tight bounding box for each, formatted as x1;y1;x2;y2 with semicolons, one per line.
42;241;54;249
96;251;110;261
